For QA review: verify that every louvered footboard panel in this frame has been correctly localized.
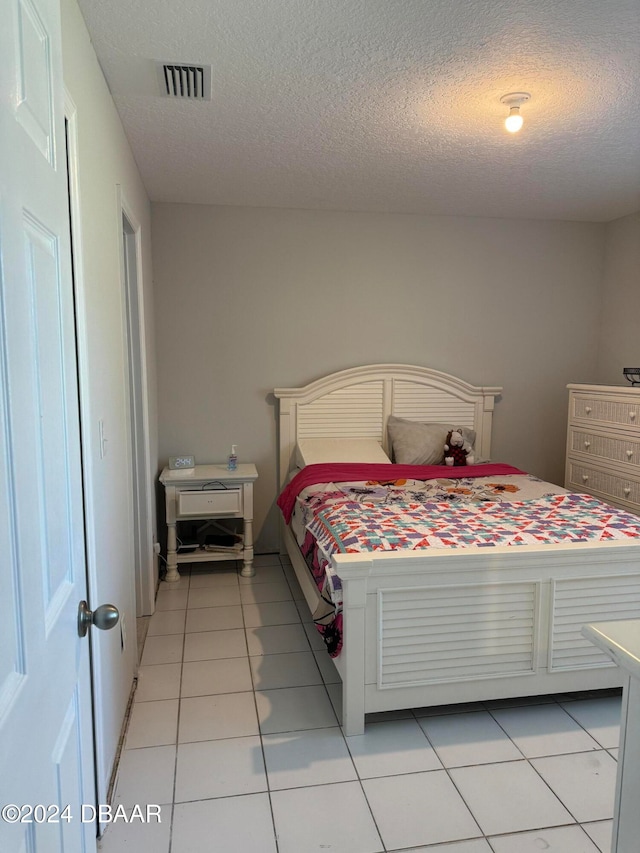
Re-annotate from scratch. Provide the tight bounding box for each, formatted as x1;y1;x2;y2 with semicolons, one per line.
550;575;640;671
378;582;538;688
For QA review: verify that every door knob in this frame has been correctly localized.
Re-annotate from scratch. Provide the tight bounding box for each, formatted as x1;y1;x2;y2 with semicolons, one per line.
78;600;120;638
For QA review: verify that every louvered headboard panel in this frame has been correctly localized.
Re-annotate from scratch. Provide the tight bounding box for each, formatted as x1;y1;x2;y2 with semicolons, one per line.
274;364;502;486
297;381;385;440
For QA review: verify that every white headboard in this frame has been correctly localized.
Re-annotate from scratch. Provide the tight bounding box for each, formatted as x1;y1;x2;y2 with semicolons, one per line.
274;364;502;486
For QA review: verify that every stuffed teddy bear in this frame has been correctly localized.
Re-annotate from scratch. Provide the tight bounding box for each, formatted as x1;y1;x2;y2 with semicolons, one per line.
444;429;475;466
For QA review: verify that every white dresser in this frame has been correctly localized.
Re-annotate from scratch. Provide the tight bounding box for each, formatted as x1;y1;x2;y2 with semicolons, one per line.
566;384;640;515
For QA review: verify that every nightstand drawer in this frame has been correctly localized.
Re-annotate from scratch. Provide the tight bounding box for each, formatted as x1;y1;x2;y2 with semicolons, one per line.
571;393;640;432
178;488;243;517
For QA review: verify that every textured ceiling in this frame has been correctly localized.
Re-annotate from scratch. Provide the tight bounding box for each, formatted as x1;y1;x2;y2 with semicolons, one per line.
76;0;640;221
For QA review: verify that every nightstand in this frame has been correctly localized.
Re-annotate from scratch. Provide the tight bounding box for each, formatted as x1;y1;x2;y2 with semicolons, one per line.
159;463;258;582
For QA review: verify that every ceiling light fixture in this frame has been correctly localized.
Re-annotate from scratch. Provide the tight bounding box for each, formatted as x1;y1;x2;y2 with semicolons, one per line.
500;92;531;133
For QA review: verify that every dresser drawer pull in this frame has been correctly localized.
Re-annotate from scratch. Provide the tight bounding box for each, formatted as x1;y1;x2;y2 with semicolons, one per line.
582;474;589;483
627;449;634;458
631;412;637;421
585;406;592;414
624;486;631;497
584;441;591;449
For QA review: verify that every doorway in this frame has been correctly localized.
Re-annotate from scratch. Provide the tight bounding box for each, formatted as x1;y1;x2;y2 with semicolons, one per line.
120;200;156;621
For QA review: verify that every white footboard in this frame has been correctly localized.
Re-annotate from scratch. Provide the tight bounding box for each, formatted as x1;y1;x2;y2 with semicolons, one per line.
332;542;640;735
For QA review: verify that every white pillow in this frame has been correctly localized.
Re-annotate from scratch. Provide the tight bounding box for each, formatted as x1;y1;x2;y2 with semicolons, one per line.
295;439;391;467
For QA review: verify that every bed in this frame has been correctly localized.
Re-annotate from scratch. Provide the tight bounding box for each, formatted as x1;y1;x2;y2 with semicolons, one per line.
274;364;640;735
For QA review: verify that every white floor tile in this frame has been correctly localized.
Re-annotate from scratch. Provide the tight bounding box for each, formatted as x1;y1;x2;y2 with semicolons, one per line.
140;634;183;666
125;699;178;749
113;745;176;808
240;580;293;604
294;597;313;622
363;770;481;849
284;567;307;599
185;604;243;633
256;684;337;734
346;718;442;778
239;564;286;585
313;649;341;684
286;578;307;603
187;585;241;608
302;620;326;650
155;589;188;610
366;709;414;723
449;760;572;836
125;588;623;853
488;824;601;852
490;703;601;757
242;599;300;627
174;735;266;801
246;623;310;656
250;651;322;690
531;750;617;822
413;702;484;718
135;663;182;702
183;628;247;661
136;616;150;657
582;819;613;852
172;794;276;853
178;692;258;742
189;567;239;588
158;575;190;591
181;657;253;696
396;841;492;853
418;710;522;767
146;608;186;636
560;696;622;749
252;554;283;568
327;682;343;722
97;809;170;852
483;695;555;710
271;781;383;853
262;726;357;789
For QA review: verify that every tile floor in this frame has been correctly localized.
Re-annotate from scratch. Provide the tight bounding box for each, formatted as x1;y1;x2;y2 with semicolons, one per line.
99;554;621;853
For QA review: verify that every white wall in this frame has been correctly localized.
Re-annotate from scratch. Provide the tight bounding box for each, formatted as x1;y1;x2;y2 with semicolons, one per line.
62;0;158;800
152;203;605;552
596;211;640;385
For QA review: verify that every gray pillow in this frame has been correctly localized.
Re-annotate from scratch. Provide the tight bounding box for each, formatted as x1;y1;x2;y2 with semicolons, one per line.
387;416;476;465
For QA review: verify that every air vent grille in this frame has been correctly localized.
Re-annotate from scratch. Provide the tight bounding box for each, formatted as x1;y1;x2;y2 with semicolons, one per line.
157;63;212;100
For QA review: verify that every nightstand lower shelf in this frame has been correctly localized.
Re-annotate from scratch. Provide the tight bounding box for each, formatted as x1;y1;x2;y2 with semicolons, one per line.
176;542;244;563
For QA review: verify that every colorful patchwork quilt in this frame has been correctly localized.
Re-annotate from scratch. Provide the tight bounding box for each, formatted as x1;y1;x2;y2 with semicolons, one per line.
283;470;640;657
308;493;640;555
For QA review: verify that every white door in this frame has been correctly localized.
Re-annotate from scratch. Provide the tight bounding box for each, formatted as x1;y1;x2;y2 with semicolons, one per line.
0;0;99;850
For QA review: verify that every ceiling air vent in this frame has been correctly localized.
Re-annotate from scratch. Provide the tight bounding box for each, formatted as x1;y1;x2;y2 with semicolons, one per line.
157;63;212;100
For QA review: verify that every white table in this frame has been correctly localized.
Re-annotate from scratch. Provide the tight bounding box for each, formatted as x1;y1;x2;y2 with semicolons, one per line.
582;619;640;853
160;463;258;581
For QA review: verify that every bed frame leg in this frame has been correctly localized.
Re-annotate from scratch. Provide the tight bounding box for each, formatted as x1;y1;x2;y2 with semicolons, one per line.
340;574;368;736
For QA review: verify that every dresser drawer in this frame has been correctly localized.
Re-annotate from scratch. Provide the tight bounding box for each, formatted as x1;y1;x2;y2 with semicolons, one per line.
566;459;640;510
178;487;243;517
568;427;640;471
571;393;640;432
